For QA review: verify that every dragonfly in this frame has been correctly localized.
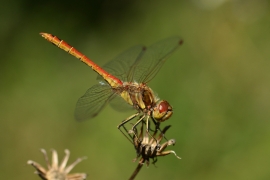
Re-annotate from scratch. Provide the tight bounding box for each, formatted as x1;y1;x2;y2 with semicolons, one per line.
40;32;183;142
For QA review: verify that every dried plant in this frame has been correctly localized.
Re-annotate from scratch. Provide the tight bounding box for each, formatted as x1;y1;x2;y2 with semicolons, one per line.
27;149;87;180
129;124;181;180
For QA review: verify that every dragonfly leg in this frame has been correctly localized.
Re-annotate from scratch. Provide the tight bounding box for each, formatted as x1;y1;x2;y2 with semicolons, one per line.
130;115;146;140
150;117;169;141
144;115;159;143
117;112;140;143
134;115;157;143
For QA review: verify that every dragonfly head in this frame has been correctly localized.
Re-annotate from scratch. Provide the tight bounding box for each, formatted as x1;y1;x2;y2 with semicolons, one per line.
152;100;173;122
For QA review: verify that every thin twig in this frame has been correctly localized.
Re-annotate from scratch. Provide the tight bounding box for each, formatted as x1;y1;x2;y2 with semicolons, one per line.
129;158;145;180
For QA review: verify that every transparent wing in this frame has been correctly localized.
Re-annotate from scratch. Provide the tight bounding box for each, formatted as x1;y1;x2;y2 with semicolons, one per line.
97;45;145;82
130;36;183;83
97;37;182;84
109;95;134;112
74;84;116;121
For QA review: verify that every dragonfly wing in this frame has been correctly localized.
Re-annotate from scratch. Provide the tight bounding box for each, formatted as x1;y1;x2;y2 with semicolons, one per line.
109;94;134;112
74;84;116;121
97;45;145;82
131;37;183;83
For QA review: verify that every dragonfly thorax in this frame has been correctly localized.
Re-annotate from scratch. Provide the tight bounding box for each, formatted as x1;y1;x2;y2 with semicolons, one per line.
120;82;157;111
119;82;172;122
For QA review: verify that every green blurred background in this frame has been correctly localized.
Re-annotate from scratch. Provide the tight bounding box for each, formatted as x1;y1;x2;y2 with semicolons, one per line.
1;0;270;179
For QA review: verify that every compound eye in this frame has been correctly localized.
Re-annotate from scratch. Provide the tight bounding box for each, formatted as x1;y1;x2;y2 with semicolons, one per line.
159;101;169;113
153;100;173;122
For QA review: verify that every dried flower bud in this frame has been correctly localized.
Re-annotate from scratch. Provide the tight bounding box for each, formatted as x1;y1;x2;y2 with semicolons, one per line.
27;149;87;180
132;124;181;166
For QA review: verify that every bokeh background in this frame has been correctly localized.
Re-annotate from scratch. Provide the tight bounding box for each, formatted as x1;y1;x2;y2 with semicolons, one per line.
1;0;270;179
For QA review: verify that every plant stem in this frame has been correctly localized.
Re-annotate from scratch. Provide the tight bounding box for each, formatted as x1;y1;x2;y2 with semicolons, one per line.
129;158;145;180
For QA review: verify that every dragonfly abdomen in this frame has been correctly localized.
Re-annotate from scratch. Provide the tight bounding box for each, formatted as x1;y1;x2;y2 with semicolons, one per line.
40;32;123;88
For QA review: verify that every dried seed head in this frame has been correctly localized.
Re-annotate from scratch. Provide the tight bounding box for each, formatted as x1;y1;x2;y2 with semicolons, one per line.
129;124;181;180
27;149;87;180
132;124;181;166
